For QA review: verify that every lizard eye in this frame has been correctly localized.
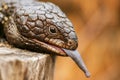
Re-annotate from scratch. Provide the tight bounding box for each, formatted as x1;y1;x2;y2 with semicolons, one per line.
49;25;57;34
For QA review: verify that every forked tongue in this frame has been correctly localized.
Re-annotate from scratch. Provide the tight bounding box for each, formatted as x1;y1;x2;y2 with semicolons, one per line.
63;49;90;78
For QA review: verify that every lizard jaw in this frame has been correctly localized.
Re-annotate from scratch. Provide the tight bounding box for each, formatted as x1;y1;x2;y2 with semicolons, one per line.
44;38;78;50
32;39;67;56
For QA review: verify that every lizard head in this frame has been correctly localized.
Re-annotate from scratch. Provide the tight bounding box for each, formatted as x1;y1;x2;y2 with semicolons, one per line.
14;2;78;56
6;2;90;77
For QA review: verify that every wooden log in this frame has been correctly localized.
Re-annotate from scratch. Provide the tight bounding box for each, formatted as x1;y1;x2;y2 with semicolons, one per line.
0;42;54;80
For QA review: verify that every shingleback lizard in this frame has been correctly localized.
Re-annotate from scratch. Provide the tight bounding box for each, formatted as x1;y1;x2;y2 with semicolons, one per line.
0;0;90;77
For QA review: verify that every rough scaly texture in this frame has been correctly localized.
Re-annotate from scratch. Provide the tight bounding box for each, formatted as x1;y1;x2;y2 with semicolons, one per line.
0;0;90;77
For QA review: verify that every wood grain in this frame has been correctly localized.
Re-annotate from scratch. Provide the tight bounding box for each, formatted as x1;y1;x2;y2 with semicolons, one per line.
0;42;54;80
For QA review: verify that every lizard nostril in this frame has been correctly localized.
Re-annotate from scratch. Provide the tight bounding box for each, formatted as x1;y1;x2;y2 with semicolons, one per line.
68;40;73;46
67;39;78;50
67;39;76;47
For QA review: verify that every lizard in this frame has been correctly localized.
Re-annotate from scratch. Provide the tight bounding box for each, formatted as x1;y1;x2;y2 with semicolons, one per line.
0;0;90;77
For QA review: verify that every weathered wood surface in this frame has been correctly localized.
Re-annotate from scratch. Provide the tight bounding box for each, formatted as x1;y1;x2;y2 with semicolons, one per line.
0;42;54;80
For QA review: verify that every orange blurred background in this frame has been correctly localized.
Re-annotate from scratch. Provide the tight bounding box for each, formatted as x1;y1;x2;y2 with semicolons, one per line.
41;0;120;80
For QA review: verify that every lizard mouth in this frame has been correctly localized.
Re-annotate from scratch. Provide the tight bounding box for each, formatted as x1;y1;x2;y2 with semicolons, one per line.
32;38;78;56
32;39;67;56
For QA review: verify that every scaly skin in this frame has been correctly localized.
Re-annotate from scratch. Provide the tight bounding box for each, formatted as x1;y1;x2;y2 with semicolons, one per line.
0;0;90;77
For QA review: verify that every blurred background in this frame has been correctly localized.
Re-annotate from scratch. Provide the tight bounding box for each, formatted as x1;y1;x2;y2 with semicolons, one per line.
41;0;120;80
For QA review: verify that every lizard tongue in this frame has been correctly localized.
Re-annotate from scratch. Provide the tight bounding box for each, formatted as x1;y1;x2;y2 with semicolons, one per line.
63;49;91;78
